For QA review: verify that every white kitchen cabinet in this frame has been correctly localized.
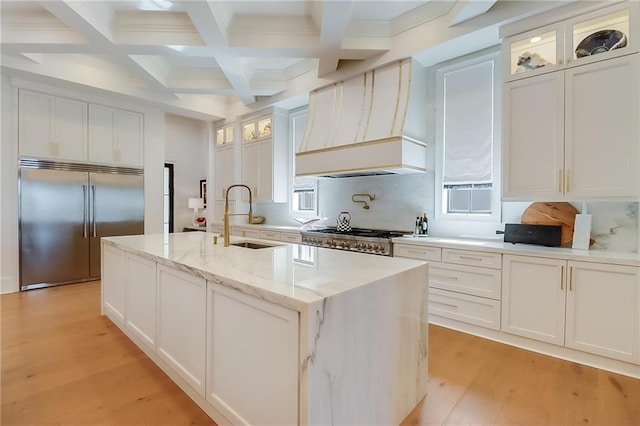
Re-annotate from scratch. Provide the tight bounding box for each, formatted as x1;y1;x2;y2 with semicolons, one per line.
157;265;207;397
502;73;564;199
502;255;567;345
503;254;640;364
280;231;302;243
564;54;639;198
503;54;639;200
395;244;502;330
230;226;260;239
214;144;235;202
241;108;288;203
207;281;298;425
565;261;639;364
88;104;143;167
260;230;281;241
125;253;157;351
502;1;639;82
102;245;126;325
18;90;88;161
215;123;234;146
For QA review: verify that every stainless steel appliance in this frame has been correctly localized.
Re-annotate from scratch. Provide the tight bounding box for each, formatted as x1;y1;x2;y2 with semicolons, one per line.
301;228;405;256
19;159;144;291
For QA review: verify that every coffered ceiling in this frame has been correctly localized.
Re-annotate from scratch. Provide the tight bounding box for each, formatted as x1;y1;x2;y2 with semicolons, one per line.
0;0;569;120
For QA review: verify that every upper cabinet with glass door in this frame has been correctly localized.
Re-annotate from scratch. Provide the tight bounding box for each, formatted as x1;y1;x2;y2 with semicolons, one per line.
566;3;637;67
242;116;272;143
504;23;564;81
215;123;234;147
503;1;638;82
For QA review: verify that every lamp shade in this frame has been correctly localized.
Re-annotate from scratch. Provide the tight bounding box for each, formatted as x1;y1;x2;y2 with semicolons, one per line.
188;198;204;209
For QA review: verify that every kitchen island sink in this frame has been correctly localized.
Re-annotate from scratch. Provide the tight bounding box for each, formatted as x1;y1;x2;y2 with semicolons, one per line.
230;240;279;249
101;232;428;425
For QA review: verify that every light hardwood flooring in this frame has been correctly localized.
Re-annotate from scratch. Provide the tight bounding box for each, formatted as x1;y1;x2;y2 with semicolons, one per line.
1;281;638;425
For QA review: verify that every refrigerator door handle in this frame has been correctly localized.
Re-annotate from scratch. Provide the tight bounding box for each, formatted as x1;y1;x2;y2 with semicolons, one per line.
82;185;88;238
92;185;97;238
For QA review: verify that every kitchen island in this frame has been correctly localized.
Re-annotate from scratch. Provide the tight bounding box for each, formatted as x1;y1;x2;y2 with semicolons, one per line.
101;232;428;425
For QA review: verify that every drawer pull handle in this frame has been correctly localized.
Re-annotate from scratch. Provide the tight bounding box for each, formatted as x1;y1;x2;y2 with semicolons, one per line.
431;274;458;281
560;265;564;290
433;301;458;309
459;255;482;261
569;266;573;291
407;249;426;254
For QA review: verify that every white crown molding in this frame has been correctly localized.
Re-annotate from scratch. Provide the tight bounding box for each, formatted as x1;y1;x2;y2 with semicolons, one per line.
284;58;318;80
391;0;456;35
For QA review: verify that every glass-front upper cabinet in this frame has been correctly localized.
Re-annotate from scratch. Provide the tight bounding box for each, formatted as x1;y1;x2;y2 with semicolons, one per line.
242;115;272;142
566;3;636;67
216;123;234;146
504;23;563;80
503;1;638;82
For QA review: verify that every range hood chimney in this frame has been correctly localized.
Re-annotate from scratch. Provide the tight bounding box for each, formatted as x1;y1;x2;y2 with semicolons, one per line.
296;58;428;178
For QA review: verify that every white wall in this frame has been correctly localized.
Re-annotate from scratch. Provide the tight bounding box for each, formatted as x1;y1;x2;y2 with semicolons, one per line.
0;76;19;294
165;113;209;232
0;76;165;293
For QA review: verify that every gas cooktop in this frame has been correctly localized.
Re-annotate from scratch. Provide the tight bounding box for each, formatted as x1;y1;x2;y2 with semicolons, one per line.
301;228;407;256
304;228;406;238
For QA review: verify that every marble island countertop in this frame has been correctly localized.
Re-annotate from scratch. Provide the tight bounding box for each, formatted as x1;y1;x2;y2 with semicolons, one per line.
103;232;426;311
393;236;640;266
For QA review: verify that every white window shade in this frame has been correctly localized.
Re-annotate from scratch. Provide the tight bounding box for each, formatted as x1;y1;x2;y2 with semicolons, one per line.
443;61;494;184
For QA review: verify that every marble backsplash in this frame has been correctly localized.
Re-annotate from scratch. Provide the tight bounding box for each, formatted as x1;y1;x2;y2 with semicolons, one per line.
316;174;639;254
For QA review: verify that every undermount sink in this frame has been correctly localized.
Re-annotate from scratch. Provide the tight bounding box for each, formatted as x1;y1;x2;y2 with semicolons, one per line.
230;241;278;249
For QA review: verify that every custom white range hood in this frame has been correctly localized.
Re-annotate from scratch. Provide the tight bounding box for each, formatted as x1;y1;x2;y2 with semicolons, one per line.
296;58;428;178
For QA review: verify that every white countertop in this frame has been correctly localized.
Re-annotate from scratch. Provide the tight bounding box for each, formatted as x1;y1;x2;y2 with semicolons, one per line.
392;236;640;267
103;233;425;311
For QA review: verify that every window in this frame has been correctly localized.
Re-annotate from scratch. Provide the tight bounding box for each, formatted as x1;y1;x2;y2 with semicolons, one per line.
435;50;501;221
289;107;317;218
163;163;174;233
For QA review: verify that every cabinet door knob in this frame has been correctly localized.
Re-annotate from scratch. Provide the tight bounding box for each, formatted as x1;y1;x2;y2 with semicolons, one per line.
566;169;571;192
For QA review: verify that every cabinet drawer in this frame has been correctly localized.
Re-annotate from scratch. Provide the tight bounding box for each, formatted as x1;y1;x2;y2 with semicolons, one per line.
429;288;501;330
280;232;302;243
443;248;501;269
244;229;261;239
211;225;223;234
430;263;501;300
260;230;281;241
393;244;442;261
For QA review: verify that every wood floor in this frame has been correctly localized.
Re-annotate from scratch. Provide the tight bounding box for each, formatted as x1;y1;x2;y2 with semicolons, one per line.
1;282;638;425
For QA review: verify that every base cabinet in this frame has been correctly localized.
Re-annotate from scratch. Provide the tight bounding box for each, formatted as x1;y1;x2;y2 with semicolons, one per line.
157;265;207;397
207;282;298;425
102;245;126;325
565;261;639;363
125;253;157;351
502;255;640;364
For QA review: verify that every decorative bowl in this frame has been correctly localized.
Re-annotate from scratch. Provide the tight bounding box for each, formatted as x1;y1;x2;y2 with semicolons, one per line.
575;30;627;58
251;216;265;224
195;216;206;224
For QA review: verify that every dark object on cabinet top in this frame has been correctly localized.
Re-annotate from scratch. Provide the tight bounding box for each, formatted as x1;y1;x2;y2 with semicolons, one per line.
496;224;563;247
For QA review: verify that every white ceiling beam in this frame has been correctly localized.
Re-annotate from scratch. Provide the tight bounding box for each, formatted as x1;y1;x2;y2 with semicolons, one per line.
39;0;174;95
183;0;256;105
316;0;354;77
450;0;498;26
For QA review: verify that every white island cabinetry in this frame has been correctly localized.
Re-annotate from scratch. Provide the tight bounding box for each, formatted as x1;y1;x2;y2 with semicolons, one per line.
207;281;298;425
157;265;207;398
101;233;428;425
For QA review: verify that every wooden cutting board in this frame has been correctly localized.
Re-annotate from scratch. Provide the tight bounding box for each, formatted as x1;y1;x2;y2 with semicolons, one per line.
521;202;578;247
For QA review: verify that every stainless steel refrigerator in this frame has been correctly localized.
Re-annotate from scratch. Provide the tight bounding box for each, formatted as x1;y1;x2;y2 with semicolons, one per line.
19;159;144;291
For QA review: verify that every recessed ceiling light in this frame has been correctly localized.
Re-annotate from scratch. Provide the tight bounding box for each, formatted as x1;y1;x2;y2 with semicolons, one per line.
530;36;542;43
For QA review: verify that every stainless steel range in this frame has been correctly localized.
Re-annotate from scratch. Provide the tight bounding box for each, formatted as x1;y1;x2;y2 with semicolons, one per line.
301;228;406;256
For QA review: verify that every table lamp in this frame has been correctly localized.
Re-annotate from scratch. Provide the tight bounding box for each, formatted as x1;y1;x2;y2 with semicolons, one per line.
188;197;205;227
